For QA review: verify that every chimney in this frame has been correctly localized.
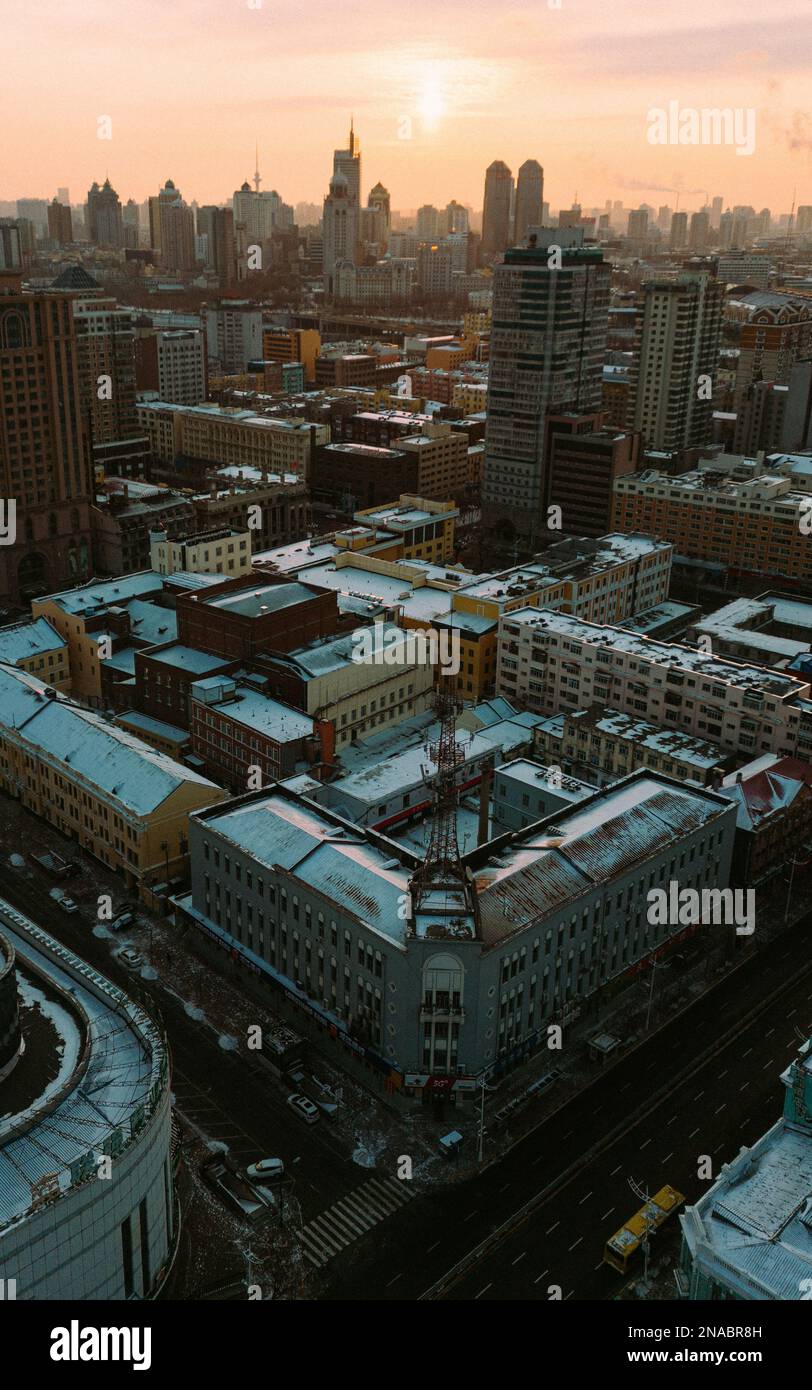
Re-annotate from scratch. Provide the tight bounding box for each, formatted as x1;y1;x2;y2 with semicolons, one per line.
478;762;492;846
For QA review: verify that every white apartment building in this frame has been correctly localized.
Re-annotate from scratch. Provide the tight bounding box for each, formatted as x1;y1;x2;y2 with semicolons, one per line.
146;329;206;405
150;526;252;577
203;304;263;372
496;608;812;762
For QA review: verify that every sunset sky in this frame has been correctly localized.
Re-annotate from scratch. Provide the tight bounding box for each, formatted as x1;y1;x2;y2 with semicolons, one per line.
4;0;811;215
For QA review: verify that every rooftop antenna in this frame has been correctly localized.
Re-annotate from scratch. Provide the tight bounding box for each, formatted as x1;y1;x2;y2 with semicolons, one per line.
410;672;477;931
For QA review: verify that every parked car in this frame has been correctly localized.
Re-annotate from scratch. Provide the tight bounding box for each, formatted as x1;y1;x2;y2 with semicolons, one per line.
286;1093;320;1125
110;911;135;933
246;1158;286;1183
119;947;143;971
49;887;79;914
201;1159;275;1222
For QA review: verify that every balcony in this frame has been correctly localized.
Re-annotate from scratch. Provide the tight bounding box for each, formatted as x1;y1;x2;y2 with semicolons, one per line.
419;1003;465;1022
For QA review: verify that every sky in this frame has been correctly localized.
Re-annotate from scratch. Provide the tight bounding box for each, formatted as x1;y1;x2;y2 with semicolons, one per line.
3;0;812;215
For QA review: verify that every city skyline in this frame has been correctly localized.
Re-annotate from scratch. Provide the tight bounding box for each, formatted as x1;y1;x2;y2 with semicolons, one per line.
4;0;811;212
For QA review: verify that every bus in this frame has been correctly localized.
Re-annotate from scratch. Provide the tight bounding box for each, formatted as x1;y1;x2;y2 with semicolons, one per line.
602;1185;685;1274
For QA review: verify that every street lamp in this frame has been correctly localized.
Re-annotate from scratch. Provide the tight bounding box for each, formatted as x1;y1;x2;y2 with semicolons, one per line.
476;1071;497;1163
784;853;810;925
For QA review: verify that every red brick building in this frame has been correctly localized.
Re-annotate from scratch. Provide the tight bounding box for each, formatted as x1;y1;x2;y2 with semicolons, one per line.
175;573;339;661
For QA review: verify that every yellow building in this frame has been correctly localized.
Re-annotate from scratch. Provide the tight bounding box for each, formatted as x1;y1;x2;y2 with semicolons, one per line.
352;496;458;565
0;664;226;896
32;572;167;705
0;618;70;690
451;380;488;415
150;527;252;577
261;327;321;383
136;402;329;475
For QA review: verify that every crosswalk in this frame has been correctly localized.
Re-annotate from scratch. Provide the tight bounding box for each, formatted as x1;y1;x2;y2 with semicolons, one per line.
299;1176;415;1269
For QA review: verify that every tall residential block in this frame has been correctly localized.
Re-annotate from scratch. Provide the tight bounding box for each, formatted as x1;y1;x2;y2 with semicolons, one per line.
0;271;94;604
482;228;611;538
513;160;544;245
627;275;723;451
482;160;513;259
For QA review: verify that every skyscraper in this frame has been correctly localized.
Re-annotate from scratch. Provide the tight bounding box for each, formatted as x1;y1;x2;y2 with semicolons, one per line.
689;208;710;252
232;181;293;244
333;119;361;207
47;199;73;245
0;270;93;603
416;204;440;239
627;274;723;451
197;206;237;286
68;290;149;478
366;182;391;251
513;160;543;244
670;211;688;250
482;160;513;258
148;179;184;258
482;228;611;537
322;172;358;293
627;208;649;241
86;179;123;248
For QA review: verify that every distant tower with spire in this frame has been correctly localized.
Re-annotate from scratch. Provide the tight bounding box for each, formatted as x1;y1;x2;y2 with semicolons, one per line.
333;117;361;208
254;141;261;193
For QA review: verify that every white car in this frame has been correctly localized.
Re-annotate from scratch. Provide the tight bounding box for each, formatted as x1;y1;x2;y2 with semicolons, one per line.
119;947;143;971
246;1158;286;1183
49;888;79;914
286;1093;320;1125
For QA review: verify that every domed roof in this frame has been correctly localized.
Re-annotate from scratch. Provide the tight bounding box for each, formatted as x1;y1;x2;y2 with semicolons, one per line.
329;171;349;193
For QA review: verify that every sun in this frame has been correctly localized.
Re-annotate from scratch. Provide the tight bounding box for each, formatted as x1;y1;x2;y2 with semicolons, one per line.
418;84;445;131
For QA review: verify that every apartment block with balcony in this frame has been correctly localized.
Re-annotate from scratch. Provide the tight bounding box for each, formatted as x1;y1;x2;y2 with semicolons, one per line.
495;607;812;762
612;466;812;583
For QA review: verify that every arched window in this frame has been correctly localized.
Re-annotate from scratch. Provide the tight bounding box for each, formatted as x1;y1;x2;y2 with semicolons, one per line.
1;311;26;350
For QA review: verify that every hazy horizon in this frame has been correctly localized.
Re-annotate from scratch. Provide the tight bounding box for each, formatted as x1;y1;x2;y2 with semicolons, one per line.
4;0;811;215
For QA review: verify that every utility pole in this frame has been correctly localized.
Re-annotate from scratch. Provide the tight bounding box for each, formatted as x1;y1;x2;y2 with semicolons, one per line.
477;1074;487;1163
645;955;658;1032
784;854;807;925
629;1176;652;1284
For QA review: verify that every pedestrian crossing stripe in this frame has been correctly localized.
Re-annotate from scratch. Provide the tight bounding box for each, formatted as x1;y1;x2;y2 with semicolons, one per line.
300;1176;414;1267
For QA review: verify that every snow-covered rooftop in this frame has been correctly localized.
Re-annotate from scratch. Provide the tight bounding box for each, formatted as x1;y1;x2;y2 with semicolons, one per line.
502;608;808;697
0;902;166;1230
0;664;220;815
0;617;65;663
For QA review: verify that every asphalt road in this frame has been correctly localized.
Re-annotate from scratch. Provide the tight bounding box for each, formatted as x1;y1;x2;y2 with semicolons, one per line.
4;844;810;1302
318;912;812;1300
0;858;362;1223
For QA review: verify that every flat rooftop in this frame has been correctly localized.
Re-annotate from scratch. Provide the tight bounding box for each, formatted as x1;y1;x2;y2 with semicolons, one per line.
202;581;318;618
502;607;808;698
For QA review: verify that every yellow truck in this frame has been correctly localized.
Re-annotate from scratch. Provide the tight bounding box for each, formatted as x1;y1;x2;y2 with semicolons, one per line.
603;1185;685;1274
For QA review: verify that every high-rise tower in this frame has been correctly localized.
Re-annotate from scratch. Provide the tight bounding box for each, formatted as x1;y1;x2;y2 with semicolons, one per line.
482;228;611;539
513;160;544;244
482;160;513;258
